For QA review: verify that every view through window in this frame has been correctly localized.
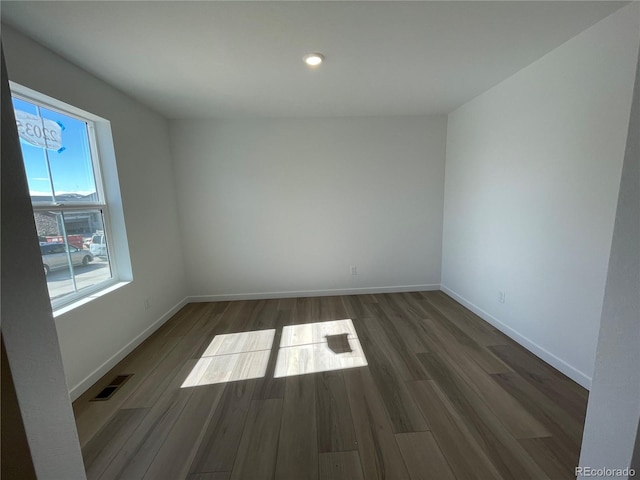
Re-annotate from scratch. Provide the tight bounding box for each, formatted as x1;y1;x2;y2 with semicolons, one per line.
12;90;115;308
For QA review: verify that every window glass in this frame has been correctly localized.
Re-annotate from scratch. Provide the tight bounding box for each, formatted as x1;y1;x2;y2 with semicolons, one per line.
51;244;65;254
33;209;112;303
13;86;119;309
12;97;99;204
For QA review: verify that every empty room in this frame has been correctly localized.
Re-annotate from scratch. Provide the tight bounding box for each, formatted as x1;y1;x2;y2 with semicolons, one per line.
2;1;639;479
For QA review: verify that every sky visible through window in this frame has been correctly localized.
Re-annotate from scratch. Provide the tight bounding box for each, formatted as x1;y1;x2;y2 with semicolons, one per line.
12;97;97;198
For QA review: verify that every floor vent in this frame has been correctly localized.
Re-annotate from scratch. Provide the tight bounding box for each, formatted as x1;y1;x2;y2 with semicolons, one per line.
91;374;133;401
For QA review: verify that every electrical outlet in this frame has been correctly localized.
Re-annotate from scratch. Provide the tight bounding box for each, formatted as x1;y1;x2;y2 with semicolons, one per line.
350;265;357;276
498;291;506;304
144;298;151;310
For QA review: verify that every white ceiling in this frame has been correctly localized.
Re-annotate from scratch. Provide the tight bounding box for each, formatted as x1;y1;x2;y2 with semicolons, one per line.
1;1;627;119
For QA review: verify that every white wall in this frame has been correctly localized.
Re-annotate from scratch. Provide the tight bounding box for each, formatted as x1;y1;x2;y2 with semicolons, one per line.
441;4;640;388
170;116;446;299
2;25;189;399
579;43;640;479
2;49;86;479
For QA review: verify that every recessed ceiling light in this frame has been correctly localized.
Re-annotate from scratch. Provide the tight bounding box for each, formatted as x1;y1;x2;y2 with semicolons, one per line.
303;53;324;67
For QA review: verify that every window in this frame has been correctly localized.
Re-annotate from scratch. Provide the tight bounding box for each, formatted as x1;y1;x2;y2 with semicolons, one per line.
11;84;128;311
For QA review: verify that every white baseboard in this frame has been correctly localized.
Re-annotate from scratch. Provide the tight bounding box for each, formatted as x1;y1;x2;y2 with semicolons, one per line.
189;284;441;302
69;285;591;399
68;296;189;401
440;285;592;390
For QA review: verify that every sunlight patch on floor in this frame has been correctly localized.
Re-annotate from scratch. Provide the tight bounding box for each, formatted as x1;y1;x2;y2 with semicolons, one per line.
181;329;275;387
274;319;367;378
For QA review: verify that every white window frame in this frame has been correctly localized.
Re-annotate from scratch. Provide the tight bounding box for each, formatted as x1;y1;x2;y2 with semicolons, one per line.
11;82;130;312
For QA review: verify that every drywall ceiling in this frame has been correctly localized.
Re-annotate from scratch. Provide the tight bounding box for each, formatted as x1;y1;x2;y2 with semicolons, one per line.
1;1;627;119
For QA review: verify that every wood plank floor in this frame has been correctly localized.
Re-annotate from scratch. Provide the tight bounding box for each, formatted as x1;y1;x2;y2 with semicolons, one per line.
73;291;588;480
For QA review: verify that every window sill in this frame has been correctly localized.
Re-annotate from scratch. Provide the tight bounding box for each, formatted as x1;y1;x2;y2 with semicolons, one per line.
53;280;130;318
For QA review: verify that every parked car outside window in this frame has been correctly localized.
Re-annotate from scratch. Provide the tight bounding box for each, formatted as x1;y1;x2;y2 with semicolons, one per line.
41;242;93;275
90;233;108;258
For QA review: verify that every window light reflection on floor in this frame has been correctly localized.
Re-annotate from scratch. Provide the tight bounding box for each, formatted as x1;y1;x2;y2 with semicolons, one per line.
274;319;368;378
181;329;275;388
181;319;368;387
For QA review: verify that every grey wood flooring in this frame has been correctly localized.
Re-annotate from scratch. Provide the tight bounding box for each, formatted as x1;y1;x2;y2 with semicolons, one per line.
73;291;588;479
